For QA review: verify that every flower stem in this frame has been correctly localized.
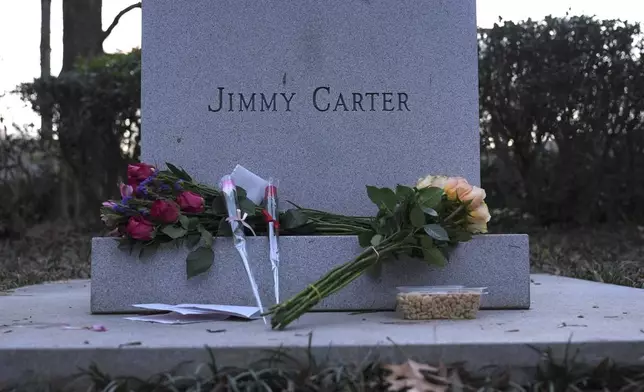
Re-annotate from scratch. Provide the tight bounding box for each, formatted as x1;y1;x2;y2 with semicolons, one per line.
444;204;465;223
266;243;402;329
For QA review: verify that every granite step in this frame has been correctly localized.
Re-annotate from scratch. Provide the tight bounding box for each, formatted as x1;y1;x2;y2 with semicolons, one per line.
2;274;644;384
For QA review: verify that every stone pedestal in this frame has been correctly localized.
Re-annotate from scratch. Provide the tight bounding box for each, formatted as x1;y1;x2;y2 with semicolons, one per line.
90;234;529;314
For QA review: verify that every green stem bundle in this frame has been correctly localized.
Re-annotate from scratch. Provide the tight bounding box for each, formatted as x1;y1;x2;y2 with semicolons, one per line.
266;241;404;329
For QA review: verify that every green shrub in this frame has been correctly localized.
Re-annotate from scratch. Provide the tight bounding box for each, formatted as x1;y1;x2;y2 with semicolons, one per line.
479;16;644;224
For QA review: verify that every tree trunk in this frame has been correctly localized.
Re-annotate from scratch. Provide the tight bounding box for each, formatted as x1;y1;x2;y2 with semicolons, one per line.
40;0;52;142
62;0;104;72
60;0;103;219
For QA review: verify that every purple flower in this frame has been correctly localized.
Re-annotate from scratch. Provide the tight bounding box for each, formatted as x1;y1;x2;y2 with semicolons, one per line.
174;180;184;190
120;183;133;198
136;184;149;198
102;201;118;210
135;172;158;198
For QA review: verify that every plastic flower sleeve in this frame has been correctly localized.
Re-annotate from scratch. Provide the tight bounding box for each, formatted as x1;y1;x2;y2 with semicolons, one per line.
264;178;280;303
219;175;266;324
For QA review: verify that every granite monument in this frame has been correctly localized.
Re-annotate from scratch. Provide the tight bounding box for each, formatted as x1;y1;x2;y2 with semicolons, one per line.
91;0;530;313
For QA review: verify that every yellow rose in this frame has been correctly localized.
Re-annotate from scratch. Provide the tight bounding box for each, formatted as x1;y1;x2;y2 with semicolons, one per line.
416;175;448;189
459;186;486;209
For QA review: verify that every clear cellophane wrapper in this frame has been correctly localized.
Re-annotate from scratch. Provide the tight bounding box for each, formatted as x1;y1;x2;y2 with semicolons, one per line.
220;175;266;323
265;178;280;303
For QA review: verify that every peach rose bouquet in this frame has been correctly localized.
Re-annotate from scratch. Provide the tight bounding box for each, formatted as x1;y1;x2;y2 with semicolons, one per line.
268;174;491;329
416;175;491;234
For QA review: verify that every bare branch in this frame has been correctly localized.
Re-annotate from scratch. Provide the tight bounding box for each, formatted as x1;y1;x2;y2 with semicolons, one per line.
102;2;141;43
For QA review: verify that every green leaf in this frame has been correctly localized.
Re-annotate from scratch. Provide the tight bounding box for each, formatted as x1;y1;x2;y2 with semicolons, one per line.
179;215;190;229
211;197;227;215
239;198;257;216
366;186;383;207
395;185;414;200
450;231;473;242
188;217;199;230
165;162;192;182
403;235;419;245
281;209;308;229
217;219;233;236
420;236;433;249
380;188;397;211
358;231;374;248
367;186;398;211
422;245;446;267
186;246;214;278
417;187;444;209
235;186;248;200
423;224;450;242
161;225;188;239
186;233;201;248
199;225;214;247
409;206;426;228
422;207;438;217
370;234;383;246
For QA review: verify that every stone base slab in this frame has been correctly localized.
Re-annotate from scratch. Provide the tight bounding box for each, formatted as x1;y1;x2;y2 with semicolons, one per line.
90;234;529;313
7;275;644;385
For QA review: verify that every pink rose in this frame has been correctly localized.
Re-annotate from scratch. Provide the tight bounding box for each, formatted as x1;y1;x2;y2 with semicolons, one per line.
127;163;156;187
126;216;155;241
177;191;204;213
150;200;180;223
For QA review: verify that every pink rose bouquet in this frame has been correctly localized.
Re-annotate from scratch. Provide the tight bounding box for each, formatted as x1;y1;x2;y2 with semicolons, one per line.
100;162;262;278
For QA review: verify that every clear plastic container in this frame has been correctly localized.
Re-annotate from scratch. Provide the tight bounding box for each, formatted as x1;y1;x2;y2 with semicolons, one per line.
395;286;488;320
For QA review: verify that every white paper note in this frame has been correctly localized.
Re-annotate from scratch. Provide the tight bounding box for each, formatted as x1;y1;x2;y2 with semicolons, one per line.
130;303;262;323
230;165;269;204
174;304;261;319
132;303;213;315
125;312;229;324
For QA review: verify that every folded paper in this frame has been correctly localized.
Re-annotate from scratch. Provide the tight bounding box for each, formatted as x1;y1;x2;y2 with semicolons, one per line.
231;165;269;205
125;303;262;324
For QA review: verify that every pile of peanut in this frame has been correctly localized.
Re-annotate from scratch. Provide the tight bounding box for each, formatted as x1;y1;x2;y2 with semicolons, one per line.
396;292;481;320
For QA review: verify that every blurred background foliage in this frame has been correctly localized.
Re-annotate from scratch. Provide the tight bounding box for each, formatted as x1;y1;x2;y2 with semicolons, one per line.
479;16;644;226
1;16;643;289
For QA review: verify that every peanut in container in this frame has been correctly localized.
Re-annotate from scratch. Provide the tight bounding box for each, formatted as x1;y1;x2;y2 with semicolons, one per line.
395;286;488;320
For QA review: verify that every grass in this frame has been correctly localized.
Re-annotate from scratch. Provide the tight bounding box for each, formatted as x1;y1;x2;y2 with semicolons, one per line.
490;210;644;289
0;220;93;292
4;344;644;391
1;218;643;291
529;225;644;288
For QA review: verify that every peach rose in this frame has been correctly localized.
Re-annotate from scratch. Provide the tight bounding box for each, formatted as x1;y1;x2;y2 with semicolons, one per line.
444;177;470;201
467;220;488;234
466;203;491;234
459;186;486;209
